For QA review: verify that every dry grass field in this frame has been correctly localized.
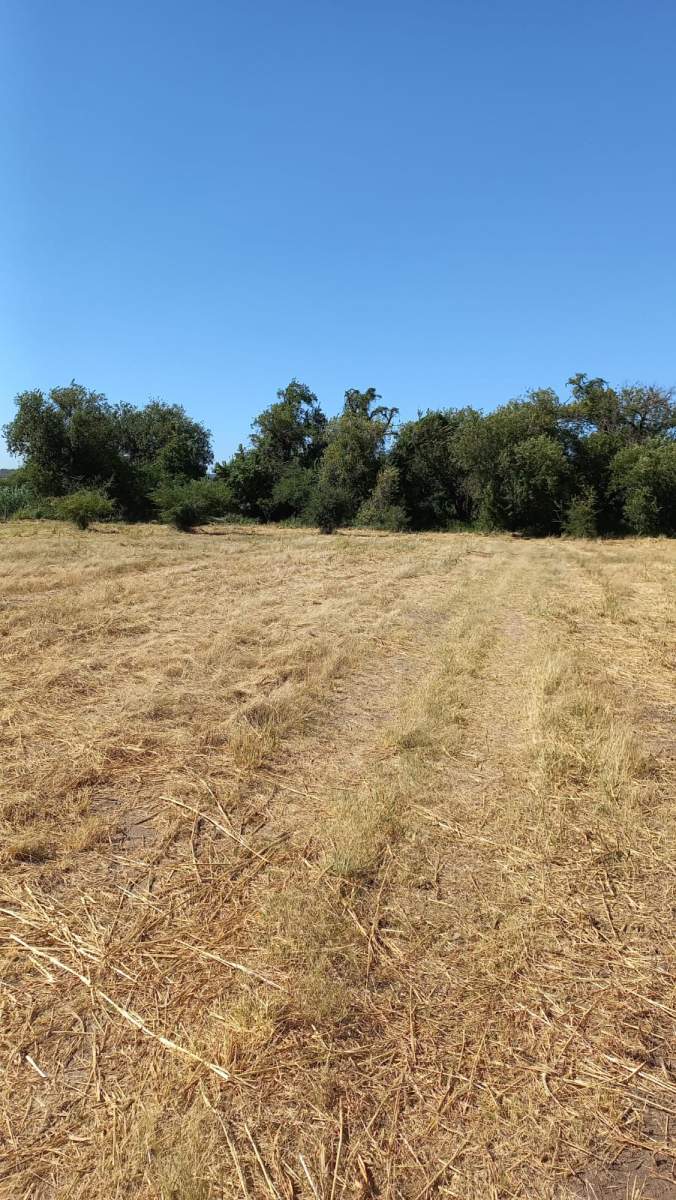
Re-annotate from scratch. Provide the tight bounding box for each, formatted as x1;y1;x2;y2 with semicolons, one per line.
1;521;674;1200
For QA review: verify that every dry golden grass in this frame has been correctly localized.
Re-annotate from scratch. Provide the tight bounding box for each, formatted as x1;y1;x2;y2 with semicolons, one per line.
0;521;674;1199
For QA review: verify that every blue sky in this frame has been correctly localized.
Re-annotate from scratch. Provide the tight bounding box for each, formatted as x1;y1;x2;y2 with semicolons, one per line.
2;0;675;466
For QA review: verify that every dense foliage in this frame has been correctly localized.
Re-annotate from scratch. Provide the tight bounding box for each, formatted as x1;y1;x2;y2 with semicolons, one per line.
53;489;116;530
3;374;675;535
3;384;212;521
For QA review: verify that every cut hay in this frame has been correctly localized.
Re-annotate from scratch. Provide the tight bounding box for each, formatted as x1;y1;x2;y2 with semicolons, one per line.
0;521;673;1198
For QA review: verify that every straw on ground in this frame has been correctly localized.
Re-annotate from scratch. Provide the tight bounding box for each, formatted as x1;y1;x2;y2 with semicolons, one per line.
0;521;674;1199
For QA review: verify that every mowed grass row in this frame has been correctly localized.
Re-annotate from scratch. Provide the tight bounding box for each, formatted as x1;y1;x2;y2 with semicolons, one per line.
0;523;674;1198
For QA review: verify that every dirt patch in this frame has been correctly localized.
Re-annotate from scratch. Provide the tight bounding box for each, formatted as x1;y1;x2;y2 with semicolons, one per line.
568;1107;675;1198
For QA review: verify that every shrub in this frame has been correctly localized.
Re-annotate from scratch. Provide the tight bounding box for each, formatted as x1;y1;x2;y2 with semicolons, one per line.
211;512;257;526
307;478;349;534
152;478;233;531
171;499;200;531
269;462;318;522
277;514;314;528
563;487;598;538
610;441;676;535
354;466;409;532
0;483;34;521
13;498;60;520
54;489;115;529
622;485;660;535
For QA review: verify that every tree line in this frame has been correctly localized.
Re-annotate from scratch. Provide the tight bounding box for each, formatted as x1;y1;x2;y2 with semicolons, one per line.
2;375;675;535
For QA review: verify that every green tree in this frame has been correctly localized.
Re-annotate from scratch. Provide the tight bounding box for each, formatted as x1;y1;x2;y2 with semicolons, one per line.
564;375;676;443
250;380;326;465
561;376;676;532
499;434;571;534
4;383;120;496
216;380;327;521
3;384;214;520
342;387;397;429
610;441;676;535
219;446;275;520
309;388;397;532
391;409;476;528
116;400;213;478
0;482;33;521
453;391;570;532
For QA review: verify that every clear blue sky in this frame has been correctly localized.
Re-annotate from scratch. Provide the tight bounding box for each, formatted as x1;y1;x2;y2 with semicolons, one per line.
2;0;675;466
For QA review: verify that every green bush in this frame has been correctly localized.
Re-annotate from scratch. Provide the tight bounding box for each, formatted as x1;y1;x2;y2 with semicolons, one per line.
354;466;409;531
277;514;314;528
610;442;676;535
152;478;233;531
0;483;34;521
211;512;257;526
13;498;60;520
54;489;115;530
622;485;660;536
307;477;351;534
563;488;598;538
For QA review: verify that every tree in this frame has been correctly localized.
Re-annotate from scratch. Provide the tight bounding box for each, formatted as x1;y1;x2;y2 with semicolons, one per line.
250;380;327;466
116;400;212;477
3;383;214;520
499;434;571;534
453;391;570;532
309;388;398;531
343;387;397;430
4;372;674;538
560;375;676;532
220;445;276;521
391;409;475;528
610;441;676;535
0;482;33;521
114;400;213;516
270;460;317;518
216;380;327;521
4;383;120;496
563;374;676;443
563;487;599;538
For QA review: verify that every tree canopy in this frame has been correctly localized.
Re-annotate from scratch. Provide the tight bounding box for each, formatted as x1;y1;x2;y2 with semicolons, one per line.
4;384;213;520
4;374;675;536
